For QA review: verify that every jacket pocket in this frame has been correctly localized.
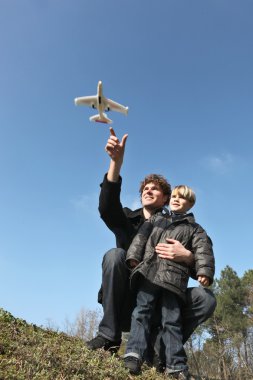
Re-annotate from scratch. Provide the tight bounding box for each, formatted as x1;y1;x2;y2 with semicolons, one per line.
155;263;189;292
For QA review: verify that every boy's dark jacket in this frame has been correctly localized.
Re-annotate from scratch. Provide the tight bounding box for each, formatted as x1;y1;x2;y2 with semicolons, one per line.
126;212;215;302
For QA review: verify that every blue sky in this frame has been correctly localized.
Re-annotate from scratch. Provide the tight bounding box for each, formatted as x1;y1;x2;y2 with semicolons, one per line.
0;0;253;328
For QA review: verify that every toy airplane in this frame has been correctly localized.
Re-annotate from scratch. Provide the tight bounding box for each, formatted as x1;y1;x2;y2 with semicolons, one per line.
74;81;129;124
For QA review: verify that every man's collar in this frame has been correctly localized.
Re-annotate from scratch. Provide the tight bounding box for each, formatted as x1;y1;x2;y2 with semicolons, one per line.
127;208;143;219
128;207;166;219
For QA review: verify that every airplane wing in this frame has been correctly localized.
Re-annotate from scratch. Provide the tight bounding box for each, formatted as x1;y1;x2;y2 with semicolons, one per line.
106;98;128;115
74;96;97;109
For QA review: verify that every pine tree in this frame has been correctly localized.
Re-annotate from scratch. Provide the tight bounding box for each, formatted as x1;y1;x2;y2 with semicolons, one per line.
205;266;250;379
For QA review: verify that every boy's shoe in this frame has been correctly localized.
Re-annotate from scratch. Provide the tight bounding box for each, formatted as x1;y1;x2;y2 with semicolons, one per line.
124;356;142;375
85;335;121;354
151;351;166;372
166;369;190;379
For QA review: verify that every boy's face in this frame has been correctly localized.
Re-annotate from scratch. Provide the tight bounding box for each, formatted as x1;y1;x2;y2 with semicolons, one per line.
169;192;192;214
141;182;168;210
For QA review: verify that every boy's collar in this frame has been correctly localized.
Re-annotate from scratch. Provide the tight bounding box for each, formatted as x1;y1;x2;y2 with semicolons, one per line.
171;211;190;221
162;206;170;215
171;211;188;216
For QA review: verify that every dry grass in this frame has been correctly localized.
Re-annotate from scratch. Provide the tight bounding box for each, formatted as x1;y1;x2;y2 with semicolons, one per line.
0;308;175;380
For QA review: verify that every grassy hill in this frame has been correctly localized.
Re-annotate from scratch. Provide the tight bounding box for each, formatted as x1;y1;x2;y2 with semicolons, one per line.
0;308;173;380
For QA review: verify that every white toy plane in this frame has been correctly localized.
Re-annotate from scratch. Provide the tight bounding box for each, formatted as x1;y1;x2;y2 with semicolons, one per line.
74;81;129;124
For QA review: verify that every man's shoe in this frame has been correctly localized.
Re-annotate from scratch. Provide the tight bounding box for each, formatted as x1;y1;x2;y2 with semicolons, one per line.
85;335;121;354
124;356;142;375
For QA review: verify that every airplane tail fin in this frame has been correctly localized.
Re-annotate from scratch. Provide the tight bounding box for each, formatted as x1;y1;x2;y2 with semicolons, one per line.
89;113;113;124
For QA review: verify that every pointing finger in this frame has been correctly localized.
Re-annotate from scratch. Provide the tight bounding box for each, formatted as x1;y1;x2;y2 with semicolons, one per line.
109;127;116;136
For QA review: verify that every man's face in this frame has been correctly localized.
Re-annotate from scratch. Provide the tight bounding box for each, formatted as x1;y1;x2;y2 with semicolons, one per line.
141;182;168;210
169;192;192;214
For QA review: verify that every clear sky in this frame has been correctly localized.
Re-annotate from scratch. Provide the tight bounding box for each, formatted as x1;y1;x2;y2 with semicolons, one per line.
0;0;253;329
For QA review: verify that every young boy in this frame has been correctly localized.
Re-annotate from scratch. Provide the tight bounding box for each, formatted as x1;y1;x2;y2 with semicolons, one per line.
124;185;215;379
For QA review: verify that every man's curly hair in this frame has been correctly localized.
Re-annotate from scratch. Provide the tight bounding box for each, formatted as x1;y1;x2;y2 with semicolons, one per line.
139;174;171;206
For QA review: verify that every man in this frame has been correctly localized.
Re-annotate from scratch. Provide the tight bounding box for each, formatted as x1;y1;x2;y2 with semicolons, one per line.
86;127;216;359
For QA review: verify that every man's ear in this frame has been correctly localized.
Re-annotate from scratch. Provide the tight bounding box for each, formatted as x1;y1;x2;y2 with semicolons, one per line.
163;195;170;206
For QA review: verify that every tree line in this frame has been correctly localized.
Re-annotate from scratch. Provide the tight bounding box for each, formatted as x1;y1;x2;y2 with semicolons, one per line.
185;266;253;379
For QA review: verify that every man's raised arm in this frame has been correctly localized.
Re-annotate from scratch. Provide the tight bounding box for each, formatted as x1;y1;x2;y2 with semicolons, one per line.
105;127;128;183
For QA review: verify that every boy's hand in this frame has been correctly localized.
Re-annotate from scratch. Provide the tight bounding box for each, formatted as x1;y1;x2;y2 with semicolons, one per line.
198;275;210;287
129;259;139;268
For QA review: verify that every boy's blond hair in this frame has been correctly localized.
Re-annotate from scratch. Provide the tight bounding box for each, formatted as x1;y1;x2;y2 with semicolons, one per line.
172;185;196;206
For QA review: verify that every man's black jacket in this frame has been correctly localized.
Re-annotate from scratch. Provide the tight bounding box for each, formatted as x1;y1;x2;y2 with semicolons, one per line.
99;174;146;251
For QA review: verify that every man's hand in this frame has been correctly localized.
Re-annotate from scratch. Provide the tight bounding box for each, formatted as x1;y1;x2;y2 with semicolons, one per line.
106;127;128;182
155;238;194;266
198;275;210;287
105;127;128;162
